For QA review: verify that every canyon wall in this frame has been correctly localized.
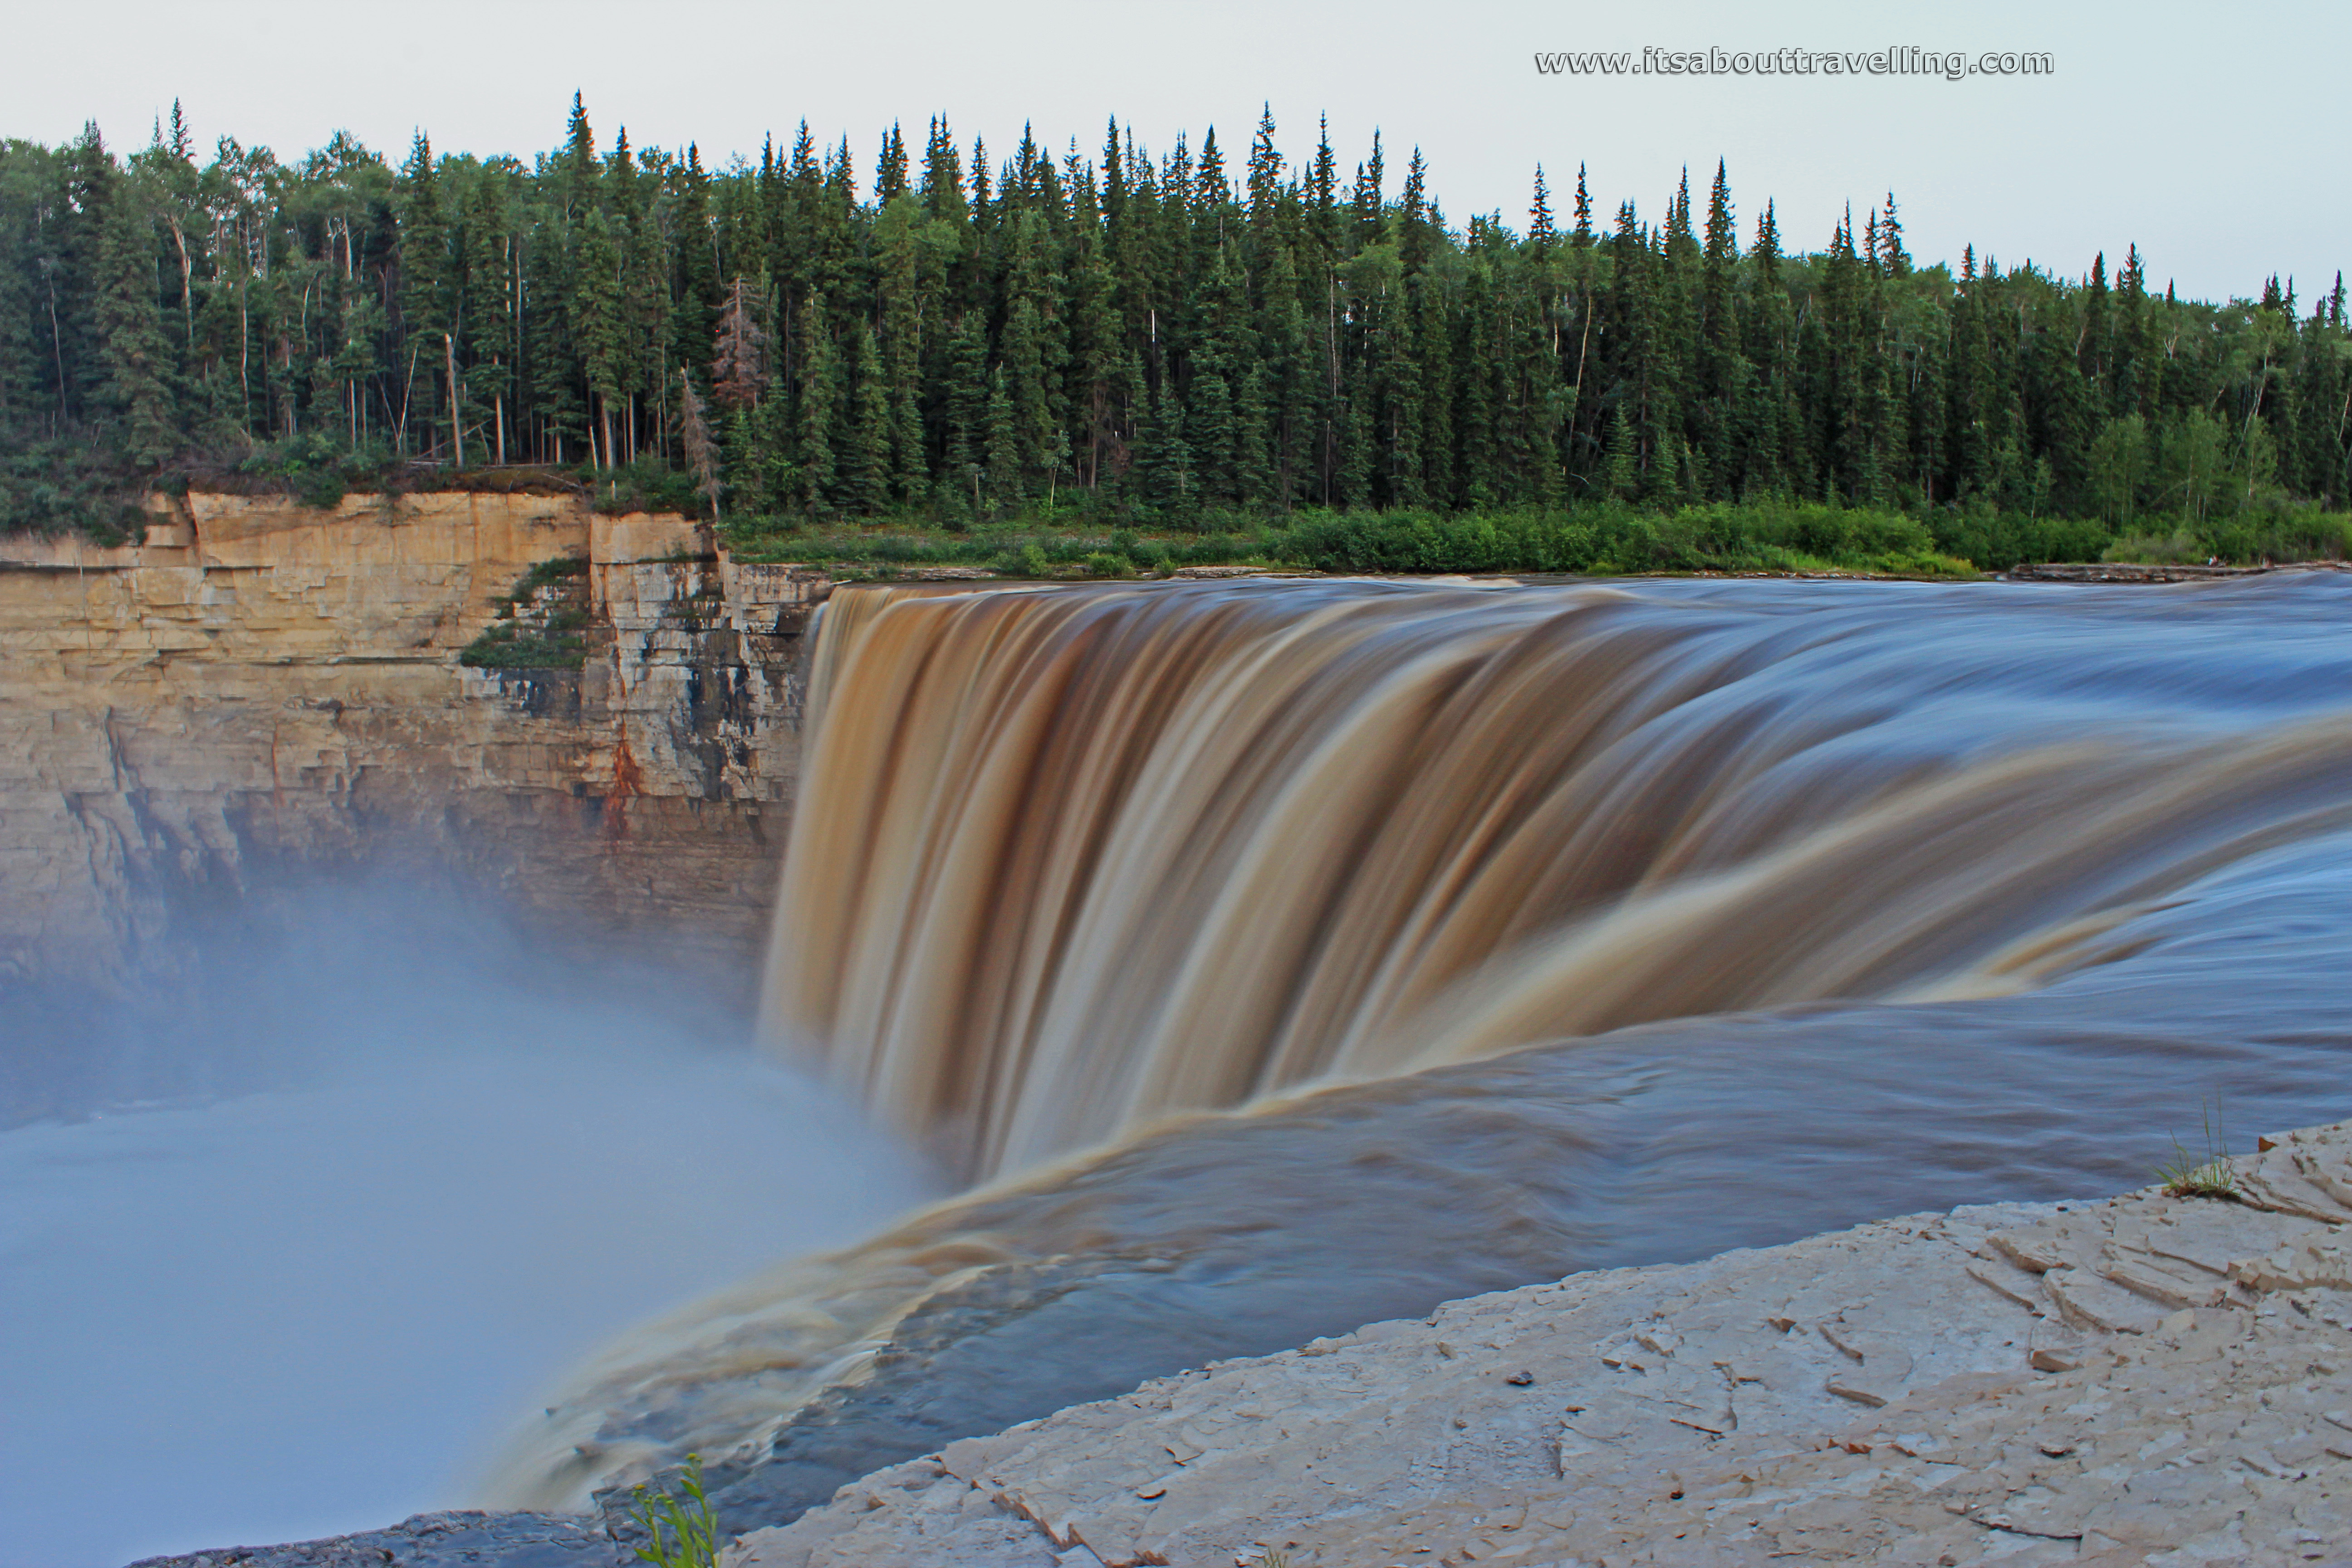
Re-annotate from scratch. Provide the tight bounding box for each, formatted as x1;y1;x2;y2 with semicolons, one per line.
0;490;826;1002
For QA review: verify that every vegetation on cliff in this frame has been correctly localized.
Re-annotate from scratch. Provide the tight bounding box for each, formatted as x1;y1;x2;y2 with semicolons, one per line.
3;100;2348;569
459;554;589;668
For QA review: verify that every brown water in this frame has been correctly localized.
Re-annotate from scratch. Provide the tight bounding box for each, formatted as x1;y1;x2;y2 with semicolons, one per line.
489;574;2352;1523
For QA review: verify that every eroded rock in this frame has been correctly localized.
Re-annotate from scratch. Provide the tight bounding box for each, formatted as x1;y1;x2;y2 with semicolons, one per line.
727;1120;2352;1568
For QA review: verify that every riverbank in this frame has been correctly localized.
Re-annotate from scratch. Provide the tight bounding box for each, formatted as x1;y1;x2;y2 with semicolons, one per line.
126;1117;2352;1568
736;1119;2352;1568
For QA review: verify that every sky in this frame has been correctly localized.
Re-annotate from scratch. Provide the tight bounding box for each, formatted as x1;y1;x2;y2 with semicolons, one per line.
7;0;2345;304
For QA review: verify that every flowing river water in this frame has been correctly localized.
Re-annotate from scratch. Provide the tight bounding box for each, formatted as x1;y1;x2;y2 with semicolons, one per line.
483;573;2352;1531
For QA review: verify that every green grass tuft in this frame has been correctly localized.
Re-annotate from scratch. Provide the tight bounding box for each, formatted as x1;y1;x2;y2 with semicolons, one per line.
629;1452;722;1568
2156;1099;2238;1200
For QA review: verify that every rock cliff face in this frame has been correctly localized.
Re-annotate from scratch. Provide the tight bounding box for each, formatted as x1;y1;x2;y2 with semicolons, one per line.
0;491;824;1004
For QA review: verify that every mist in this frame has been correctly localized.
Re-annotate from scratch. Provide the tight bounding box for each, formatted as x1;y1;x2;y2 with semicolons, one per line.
0;882;941;1568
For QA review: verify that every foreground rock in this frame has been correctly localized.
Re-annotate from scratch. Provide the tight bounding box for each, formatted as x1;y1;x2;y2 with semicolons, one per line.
733;1122;2352;1568
126;1509;625;1567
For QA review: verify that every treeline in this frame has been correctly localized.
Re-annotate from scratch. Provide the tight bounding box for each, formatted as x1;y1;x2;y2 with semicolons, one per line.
3;98;2348;562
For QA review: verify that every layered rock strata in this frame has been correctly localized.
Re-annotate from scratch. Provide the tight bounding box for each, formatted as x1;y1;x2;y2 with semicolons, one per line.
733;1122;2352;1568
0;492;825;1004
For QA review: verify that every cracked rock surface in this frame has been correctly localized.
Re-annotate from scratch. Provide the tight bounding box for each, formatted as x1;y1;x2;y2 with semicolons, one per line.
731;1121;2352;1568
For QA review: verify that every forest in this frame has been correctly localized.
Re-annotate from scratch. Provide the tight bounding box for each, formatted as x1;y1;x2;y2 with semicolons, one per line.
3;98;2348;572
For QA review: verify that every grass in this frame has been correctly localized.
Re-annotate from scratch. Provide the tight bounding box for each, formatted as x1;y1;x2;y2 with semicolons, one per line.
629;1452;722;1568
2155;1099;2238;1200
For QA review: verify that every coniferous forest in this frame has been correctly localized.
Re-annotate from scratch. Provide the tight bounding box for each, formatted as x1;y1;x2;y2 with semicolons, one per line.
5;98;2350;572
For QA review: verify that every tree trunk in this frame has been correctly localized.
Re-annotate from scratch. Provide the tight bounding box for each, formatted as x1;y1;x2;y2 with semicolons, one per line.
444;333;465;469
239;281;252;440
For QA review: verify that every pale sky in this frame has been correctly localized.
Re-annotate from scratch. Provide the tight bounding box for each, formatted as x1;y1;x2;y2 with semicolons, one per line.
10;0;2344;304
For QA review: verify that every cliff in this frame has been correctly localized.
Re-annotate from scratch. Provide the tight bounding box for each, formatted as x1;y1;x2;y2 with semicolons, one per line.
0;490;826;1007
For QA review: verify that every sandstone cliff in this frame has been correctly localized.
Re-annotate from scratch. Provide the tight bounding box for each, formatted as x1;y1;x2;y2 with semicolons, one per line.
0;491;826;1008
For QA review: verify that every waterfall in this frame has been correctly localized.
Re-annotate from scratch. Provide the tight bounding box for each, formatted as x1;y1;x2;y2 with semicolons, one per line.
761;577;2352;1177
492;573;2352;1518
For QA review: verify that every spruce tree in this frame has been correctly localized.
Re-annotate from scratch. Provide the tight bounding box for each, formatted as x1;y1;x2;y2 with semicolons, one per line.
982;365;1021;507
844;323;891;514
573;207;627;468
943;311;989;514
462;170;517;464
1528;167;1555;248
93;176;176;466
793;290;837;509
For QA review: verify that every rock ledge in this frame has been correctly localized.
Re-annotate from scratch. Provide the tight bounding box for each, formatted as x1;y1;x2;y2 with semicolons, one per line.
732;1122;2352;1568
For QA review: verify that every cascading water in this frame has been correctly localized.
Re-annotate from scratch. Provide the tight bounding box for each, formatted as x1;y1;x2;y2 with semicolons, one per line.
491;574;2352;1528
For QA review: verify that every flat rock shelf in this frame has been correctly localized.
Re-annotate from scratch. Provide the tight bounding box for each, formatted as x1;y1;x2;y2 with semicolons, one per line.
738;1121;2352;1568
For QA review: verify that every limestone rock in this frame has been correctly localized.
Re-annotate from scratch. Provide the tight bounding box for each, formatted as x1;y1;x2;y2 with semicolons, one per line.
725;1121;2352;1568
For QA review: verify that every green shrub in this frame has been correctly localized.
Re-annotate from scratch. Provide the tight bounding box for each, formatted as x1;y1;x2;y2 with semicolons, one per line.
457;620;588;669
512;554;588;597
462;556;590;667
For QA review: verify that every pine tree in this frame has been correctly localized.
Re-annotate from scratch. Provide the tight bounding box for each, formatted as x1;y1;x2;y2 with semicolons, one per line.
983;365;1020;507
1352;132;1385;250
1139;367;1192;510
462;170;517;463
561;93;598;221
1528;167;1555;248
875;123;911;205
1245;106;1284;233
397;132;455;456
1879;192;1911;277
1695;160;1739;499
1307;117;1340;260
93;173;176;465
672;146;721;387
943;311;990;514
793;290;836;509
574;207;627;468
1604;406;1637;500
844;323;891;513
